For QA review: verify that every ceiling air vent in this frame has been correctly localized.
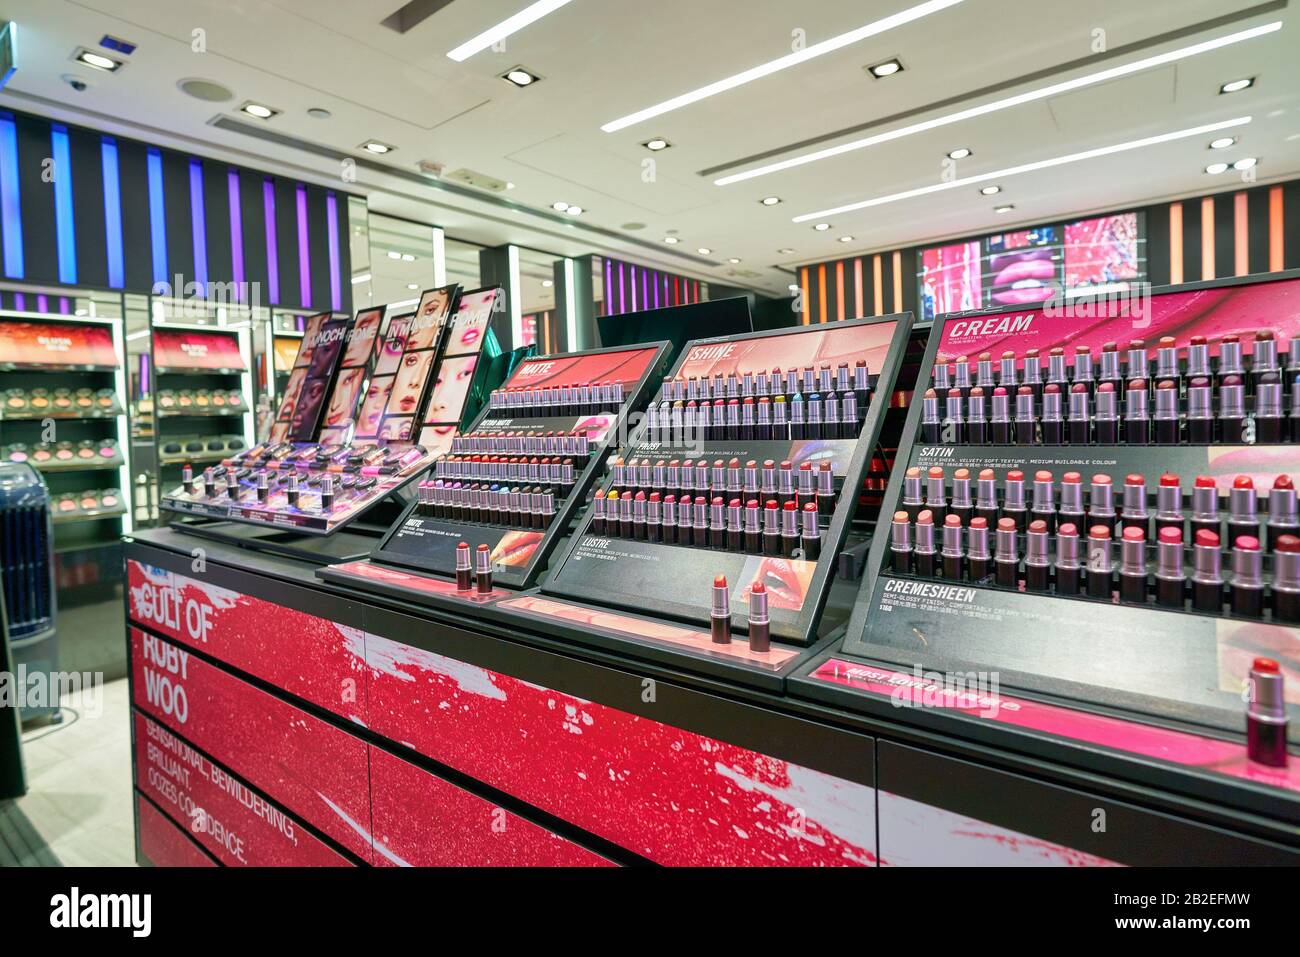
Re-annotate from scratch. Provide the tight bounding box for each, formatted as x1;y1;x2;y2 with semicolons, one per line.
443;168;512;194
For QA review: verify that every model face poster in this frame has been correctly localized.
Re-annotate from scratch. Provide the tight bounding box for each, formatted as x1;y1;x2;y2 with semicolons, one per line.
318;307;384;444
418;285;502;454
268;312;329;443
353;284;461;445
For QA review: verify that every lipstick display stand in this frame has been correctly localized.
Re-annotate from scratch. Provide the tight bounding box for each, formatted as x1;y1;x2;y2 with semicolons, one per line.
794;274;1300;799
319;342;672;596
503;313;918;667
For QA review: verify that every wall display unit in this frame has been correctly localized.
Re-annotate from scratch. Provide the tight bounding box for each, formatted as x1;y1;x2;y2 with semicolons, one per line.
321;341;671;599
158;287;500;545
0;314;132;542
478;313;919;674
795;272;1300;797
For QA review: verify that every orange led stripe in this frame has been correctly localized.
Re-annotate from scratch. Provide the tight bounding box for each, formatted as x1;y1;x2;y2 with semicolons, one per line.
1201;196;1215;281
1169;202;1183;284
853;257;864;318
835;260;845;321
1270;186;1285;272
892;251;903;313
1234;192;1249;276
818;263;827;323
872;255;883;316
800;267;810;325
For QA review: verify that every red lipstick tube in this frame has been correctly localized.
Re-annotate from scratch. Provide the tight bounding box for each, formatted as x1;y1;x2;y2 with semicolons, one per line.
1073;346;1094;390
994;517;1018;587
1230;535;1264;617
678;494;694;546
891;510;912;573
762;500;780;555
780;501;799;557
1154;379;1180;444
1121;473;1149;537
1119;525;1148;604
1256;373;1284;444
975;468;999;526
1228;475;1258;547
662;495;678;545
455;542;473;592
1025;519;1050;591
1267;474;1297;550
1065;384;1087;445
747;582;770;653
1014;386;1036;445
1002;469;1027;531
966;387;986;444
1094;382;1119;444
1155;337;1179;382
1124;379;1149;445
1192;528;1224;612
1219;374;1245;443
1088;474;1115;534
816;461;835;513
967;517;991;583
1055;523;1081;595
949;468;973;525
647;493;662;542
1031;470;1055;533
1023;349;1043;400
1186;376;1213;443
1086;525;1113;599
474;544;493;594
711;575;731;644
743;500;761;553
990;387;1011;444
1155;473;1184;538
1155;525;1185;608
1187;335;1211;378
1271;534;1300;623
727;498;744;552
941;513;964;580
1246;658;1288;767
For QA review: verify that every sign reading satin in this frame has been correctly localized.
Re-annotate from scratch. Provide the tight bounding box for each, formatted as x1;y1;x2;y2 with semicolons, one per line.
937;273;1300;363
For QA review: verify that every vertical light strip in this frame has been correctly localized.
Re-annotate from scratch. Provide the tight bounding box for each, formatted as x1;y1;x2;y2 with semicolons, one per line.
872;255;884;315
227;170;244;299
432;226;447;285
109;314;133;533
507;244;523;346
630;265;638;311
101;137;124;288
603;257;613;315
835;260;845;321
1201;196;1215;281
0;114;22;278
326;191;342;311
36;293;48;313
51;125;77;284
13;293;23;310
642;268;649;312
817;264;827;322
295;184;311;308
799;267;810;325
263;179;279;304
1234;191;1249;276
892;251;903;313
147;148;167;287
188;159;208;293
563;257;577;350
1169;201;1183;284
617;261;625;313
853;258;864;317
1269;186;1284;272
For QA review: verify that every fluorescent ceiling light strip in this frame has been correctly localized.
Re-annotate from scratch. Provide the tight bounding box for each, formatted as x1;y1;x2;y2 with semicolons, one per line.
601;0;964;133
792;116;1251;222
447;0;576;62
720;20;1280;185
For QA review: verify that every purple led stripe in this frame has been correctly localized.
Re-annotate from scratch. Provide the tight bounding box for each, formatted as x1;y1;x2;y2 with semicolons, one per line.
603;257;612;316
263;180;279;304
295;183;310;309
59;297;70;314
630;265;638;312
326;191;341;312
13;292;24;311
36;294;48;313
617;261;625;314
228;170;244;299
642;268;648;311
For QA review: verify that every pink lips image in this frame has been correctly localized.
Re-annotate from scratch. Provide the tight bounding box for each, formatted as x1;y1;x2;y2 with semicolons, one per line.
992;258;1057;305
460;326;481;348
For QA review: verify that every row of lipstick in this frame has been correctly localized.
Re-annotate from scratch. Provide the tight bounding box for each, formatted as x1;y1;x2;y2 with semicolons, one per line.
642;391;864;443
922;373;1300;446
901;467;1298;552
484;381;627;418
935;331;1296;391
228;442;426;473
418;481;557;529
656;362;872;405
888;510;1300;622
608;456;837;510
181;466;365;510
448;431;592;458
433;456;578;493
592;494;822;559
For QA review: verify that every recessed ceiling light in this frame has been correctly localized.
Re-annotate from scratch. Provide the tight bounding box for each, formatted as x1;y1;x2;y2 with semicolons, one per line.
307;107;332;120
814;223;831;231
1209;136;1237;149
697;247;712;255
552;201;571;212
947;147;972;160
360;140;394;154
600;0;963;132
239;102;279;120
401;253;416;262
407;283;419;290
541;279;554;287
980;185;1001;195
386;251;401;260
501;67;541;88
664;236;679;244
867;58;904;78
643;138;671;151
1233;156;1258;170
778;248;795;254
760;196;782;206
1205;162;1229;174
994;204;1015;214
714;21;1281;186
565;205;583;216
351;273;372;285
838;236;854;242
728;257;741;264
792;116;1251;222
447;0;577;61
1220;77;1254;94
75;49;122;72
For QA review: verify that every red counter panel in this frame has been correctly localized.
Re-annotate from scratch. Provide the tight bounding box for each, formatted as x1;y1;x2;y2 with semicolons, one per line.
369;747;614;867
365;635;877;866
136;796;216;868
127;559;368;723
134;712;353;867
130;628;372;862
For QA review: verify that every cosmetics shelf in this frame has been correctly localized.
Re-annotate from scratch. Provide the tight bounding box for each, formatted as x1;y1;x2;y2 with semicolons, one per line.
537;314;916;647
354;342;673;592
827;271;1300;752
52;504;128;525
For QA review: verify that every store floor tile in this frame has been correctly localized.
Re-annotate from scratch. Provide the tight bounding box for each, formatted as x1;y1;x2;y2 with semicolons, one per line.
15;676;134;867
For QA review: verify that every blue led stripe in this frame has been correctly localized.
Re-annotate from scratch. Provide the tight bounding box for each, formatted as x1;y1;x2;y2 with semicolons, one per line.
100;137;124;288
0;113;24;278
189;159;207;292
50;125;77;283
147;147;167;287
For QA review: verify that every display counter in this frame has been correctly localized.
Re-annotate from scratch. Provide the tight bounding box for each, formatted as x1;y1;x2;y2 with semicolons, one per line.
123;527;1298;866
